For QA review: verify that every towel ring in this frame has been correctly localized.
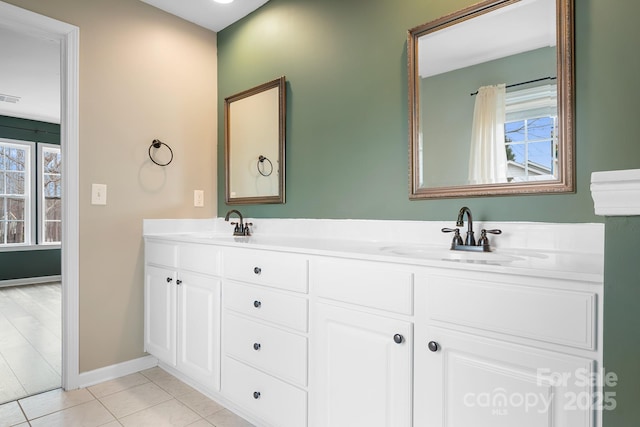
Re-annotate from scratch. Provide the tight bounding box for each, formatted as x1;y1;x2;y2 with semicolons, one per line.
148;139;173;166
257;155;273;177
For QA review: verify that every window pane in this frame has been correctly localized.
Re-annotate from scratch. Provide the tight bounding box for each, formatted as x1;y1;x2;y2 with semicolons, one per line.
7;148;26;171
44;221;62;243
527;141;554;172
6;172;25;195
7;220;25;243
7;198;25;220
44;178;61;198
0;197;5;219
505;120;526;143
0;221;4;243
43;150;62;174
0;146;4;169
526;117;554;140
0;172;4;194
45;198;62;221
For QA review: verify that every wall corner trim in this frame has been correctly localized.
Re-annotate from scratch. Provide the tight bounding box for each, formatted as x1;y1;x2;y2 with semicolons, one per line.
591;169;640;216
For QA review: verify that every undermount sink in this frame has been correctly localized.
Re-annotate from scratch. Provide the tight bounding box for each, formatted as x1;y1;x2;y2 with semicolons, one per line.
379;244;531;263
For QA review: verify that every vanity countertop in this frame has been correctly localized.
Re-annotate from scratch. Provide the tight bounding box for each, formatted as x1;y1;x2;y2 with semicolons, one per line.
143;218;604;284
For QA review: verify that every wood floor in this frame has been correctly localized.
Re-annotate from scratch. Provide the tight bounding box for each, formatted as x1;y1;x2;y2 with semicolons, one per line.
0;282;61;405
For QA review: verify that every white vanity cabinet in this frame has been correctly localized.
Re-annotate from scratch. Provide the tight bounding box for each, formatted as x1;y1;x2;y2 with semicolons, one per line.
144;239;222;390
221;247;309;427
143;219;603;427
309;258;414;427
414;271;602;427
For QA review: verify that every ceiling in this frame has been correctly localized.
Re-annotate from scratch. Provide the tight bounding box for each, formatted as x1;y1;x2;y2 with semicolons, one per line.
139;0;270;32
0;0;268;125
419;0;556;78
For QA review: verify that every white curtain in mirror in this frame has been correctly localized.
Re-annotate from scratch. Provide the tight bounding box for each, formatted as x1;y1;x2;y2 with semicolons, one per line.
468;84;507;185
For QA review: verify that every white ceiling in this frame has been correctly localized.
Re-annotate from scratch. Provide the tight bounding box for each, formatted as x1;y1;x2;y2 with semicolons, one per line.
419;0;556;78
0;0;268;125
139;0;270;32
0;25;60;123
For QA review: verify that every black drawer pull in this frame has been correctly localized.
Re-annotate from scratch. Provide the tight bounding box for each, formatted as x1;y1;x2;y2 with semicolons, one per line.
428;341;440;352
253;300;262;308
253;342;261;351
254;267;262;275
393;334;404;344
253;391;261;399
166;277;173;283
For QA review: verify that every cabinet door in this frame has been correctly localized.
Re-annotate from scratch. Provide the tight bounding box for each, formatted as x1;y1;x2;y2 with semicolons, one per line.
310;303;412;427
414;326;596;427
144;265;177;366
177;271;221;390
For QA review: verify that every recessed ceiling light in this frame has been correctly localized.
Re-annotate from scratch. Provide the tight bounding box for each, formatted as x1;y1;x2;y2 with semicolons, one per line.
213;0;234;4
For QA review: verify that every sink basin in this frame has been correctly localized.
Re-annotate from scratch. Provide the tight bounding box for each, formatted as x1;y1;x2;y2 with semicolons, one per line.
379;244;526;263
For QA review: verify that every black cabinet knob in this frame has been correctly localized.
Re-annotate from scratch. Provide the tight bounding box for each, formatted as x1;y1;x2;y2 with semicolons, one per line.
253;342;261;351
428;341;439;352
254;267;262;275
253;391;261;399
166;277;172;283
253;300;261;308
393;334;404;344
176;279;182;285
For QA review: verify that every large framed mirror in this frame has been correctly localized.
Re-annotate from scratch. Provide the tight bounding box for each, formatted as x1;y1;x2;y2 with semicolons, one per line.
408;0;574;199
225;76;286;204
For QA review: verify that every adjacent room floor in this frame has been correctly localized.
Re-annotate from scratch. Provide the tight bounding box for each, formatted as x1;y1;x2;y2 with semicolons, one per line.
0;283;61;405
0;366;254;426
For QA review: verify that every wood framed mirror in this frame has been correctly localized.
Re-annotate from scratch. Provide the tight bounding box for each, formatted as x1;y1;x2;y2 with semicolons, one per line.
225;76;286;205
408;0;574;199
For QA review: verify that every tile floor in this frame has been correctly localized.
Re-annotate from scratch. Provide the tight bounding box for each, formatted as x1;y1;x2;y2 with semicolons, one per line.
0;366;254;427
0;283;61;404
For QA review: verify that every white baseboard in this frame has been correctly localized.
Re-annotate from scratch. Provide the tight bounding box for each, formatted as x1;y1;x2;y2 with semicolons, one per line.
76;355;158;389
0;275;62;288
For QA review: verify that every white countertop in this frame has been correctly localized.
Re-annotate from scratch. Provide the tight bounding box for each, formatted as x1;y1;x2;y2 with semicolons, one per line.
143;218;604;284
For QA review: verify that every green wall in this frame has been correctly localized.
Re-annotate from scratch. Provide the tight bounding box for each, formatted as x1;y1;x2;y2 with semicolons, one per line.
218;1;640;425
0;115;61;281
603;216;640;426
217;0;640;223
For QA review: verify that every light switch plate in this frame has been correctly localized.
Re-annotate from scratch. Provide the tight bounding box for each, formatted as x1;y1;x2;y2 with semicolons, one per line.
91;183;107;205
194;190;204;207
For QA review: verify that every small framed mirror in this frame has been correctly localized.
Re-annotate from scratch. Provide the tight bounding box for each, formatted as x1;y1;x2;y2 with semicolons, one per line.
225;76;286;204
408;0;574;199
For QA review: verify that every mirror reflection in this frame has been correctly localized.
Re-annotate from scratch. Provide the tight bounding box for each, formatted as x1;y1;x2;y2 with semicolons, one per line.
225;77;286;204
408;0;574;198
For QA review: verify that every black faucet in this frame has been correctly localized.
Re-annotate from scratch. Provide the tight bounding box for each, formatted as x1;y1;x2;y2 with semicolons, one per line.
456;206;476;246
224;209;252;236
442;206;501;252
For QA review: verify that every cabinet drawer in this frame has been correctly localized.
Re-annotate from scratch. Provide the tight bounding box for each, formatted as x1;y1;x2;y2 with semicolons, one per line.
224;281;308;332
425;276;597;350
145;240;177;268
223;248;308;293
178;243;221;276
222;356;307;427
224;312;307;386
311;258;413;315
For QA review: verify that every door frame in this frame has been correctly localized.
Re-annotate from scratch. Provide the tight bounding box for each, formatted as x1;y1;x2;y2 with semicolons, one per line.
0;1;80;390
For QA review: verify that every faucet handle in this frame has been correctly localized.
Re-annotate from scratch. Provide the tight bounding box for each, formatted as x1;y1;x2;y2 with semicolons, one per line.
478;229;502;248
482;229;502;235
442;228;463;247
243;222;253;236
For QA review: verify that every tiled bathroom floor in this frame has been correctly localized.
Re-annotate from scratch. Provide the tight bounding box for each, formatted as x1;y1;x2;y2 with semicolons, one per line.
0;367;254;427
0;283;62;404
